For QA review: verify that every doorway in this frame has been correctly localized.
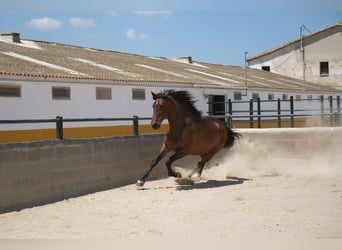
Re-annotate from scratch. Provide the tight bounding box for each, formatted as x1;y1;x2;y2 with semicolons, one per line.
208;95;225;120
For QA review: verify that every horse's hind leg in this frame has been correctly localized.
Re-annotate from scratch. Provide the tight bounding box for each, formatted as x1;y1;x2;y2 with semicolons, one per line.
188;149;219;179
188;159;206;178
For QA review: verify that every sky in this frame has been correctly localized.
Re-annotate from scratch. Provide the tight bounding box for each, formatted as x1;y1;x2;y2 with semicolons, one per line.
0;0;341;66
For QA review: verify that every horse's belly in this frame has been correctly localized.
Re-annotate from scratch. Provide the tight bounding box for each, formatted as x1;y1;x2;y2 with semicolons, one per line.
178;117;227;155
189;133;225;155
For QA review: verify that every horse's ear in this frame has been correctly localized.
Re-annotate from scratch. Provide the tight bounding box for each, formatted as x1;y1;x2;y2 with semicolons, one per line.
151;91;157;100
164;89;174;96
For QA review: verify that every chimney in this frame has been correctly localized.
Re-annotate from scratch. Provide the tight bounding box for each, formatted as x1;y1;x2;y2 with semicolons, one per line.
1;32;21;43
179;56;192;63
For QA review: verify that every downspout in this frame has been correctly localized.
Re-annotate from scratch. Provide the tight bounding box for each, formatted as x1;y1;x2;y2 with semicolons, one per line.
300;24;306;81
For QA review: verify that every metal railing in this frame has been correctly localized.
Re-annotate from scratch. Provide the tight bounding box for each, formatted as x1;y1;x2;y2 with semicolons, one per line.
0;116;151;140
1;95;341;141
209;95;341;128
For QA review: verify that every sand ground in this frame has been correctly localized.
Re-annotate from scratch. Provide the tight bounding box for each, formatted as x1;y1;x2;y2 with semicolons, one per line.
0;138;341;239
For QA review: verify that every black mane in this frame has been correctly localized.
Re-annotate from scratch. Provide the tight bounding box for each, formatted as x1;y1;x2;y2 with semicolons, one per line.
156;90;202;120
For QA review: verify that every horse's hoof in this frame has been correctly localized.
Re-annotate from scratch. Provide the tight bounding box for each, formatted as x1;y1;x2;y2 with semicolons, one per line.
175;172;182;178
136;180;145;187
191;173;201;179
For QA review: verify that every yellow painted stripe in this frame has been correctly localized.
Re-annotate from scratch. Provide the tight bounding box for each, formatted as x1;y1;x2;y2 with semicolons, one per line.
0;129;55;144
0;124;169;144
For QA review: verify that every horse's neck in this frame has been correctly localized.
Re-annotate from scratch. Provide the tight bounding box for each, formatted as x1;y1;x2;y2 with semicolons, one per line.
167;105;188;138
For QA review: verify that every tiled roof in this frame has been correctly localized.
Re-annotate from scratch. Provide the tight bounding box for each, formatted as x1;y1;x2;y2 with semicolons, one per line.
0;33;338;92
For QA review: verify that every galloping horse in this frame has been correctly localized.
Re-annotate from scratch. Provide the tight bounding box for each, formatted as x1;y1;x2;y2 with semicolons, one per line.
136;90;241;187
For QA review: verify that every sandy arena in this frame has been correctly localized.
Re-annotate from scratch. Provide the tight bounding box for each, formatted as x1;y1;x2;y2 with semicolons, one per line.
0;136;341;239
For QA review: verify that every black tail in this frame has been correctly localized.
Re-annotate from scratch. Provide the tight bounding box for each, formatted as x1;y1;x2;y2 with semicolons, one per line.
224;126;241;148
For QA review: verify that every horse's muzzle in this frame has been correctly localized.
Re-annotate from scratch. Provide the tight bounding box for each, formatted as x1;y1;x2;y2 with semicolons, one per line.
151;121;160;129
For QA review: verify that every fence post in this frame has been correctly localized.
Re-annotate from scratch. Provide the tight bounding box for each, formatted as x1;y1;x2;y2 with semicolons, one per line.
133;116;139;136
290;96;294;128
277;98;281;128
257;97;261;128
249;99;254;128
336;96;341;127
320;95;324;126
56;116;63;140
329;96;333;126
335;95;341;126
227;99;232;128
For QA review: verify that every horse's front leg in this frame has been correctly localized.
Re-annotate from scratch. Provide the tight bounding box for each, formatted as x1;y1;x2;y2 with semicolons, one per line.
136;154;163;187
136;146;168;187
165;151;186;178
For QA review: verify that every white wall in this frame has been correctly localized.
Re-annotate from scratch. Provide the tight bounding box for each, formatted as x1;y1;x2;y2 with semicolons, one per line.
0;79;340;130
248;28;342;89
0;80;198;130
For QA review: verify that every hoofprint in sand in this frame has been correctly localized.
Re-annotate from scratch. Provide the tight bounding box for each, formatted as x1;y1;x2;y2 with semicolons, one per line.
174;177;195;185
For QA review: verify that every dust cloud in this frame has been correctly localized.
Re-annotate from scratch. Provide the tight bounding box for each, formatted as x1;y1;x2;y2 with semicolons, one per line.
204;131;342;180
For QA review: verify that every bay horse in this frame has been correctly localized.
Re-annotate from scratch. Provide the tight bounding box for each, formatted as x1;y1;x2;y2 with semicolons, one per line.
136;90;241;187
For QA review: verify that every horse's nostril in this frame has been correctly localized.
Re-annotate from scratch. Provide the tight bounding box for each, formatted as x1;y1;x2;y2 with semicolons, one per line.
151;122;160;129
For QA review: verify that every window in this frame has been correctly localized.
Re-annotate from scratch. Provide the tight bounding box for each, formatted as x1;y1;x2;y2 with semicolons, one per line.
282;94;288;100
320;61;329;76
295;95;301;101
307;95;313;102
262;66;270;72
96;87;112;100
0;85;21;97
234;92;242;100
52;87;70;100
268;93;274;100
132;88;145;100
252;93;259;101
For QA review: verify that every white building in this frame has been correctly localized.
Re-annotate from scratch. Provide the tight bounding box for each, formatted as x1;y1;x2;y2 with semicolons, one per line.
0;32;341;143
247;22;342;90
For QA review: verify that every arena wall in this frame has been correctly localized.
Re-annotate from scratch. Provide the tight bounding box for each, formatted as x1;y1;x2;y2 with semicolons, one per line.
1;127;342;213
0;134;168;213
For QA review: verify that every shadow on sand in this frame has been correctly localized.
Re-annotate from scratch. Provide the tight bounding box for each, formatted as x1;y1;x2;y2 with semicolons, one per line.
137;176;251;191
176;176;251;191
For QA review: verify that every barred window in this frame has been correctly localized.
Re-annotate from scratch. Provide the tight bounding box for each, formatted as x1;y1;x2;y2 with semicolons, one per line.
96;87;112;100
252;93;259;101
234;92;242;100
52;87;70;100
132;88;145;100
0;85;21;97
282;94;288;100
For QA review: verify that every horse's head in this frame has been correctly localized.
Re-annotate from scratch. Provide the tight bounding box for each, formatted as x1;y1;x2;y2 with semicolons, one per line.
151;91;170;129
